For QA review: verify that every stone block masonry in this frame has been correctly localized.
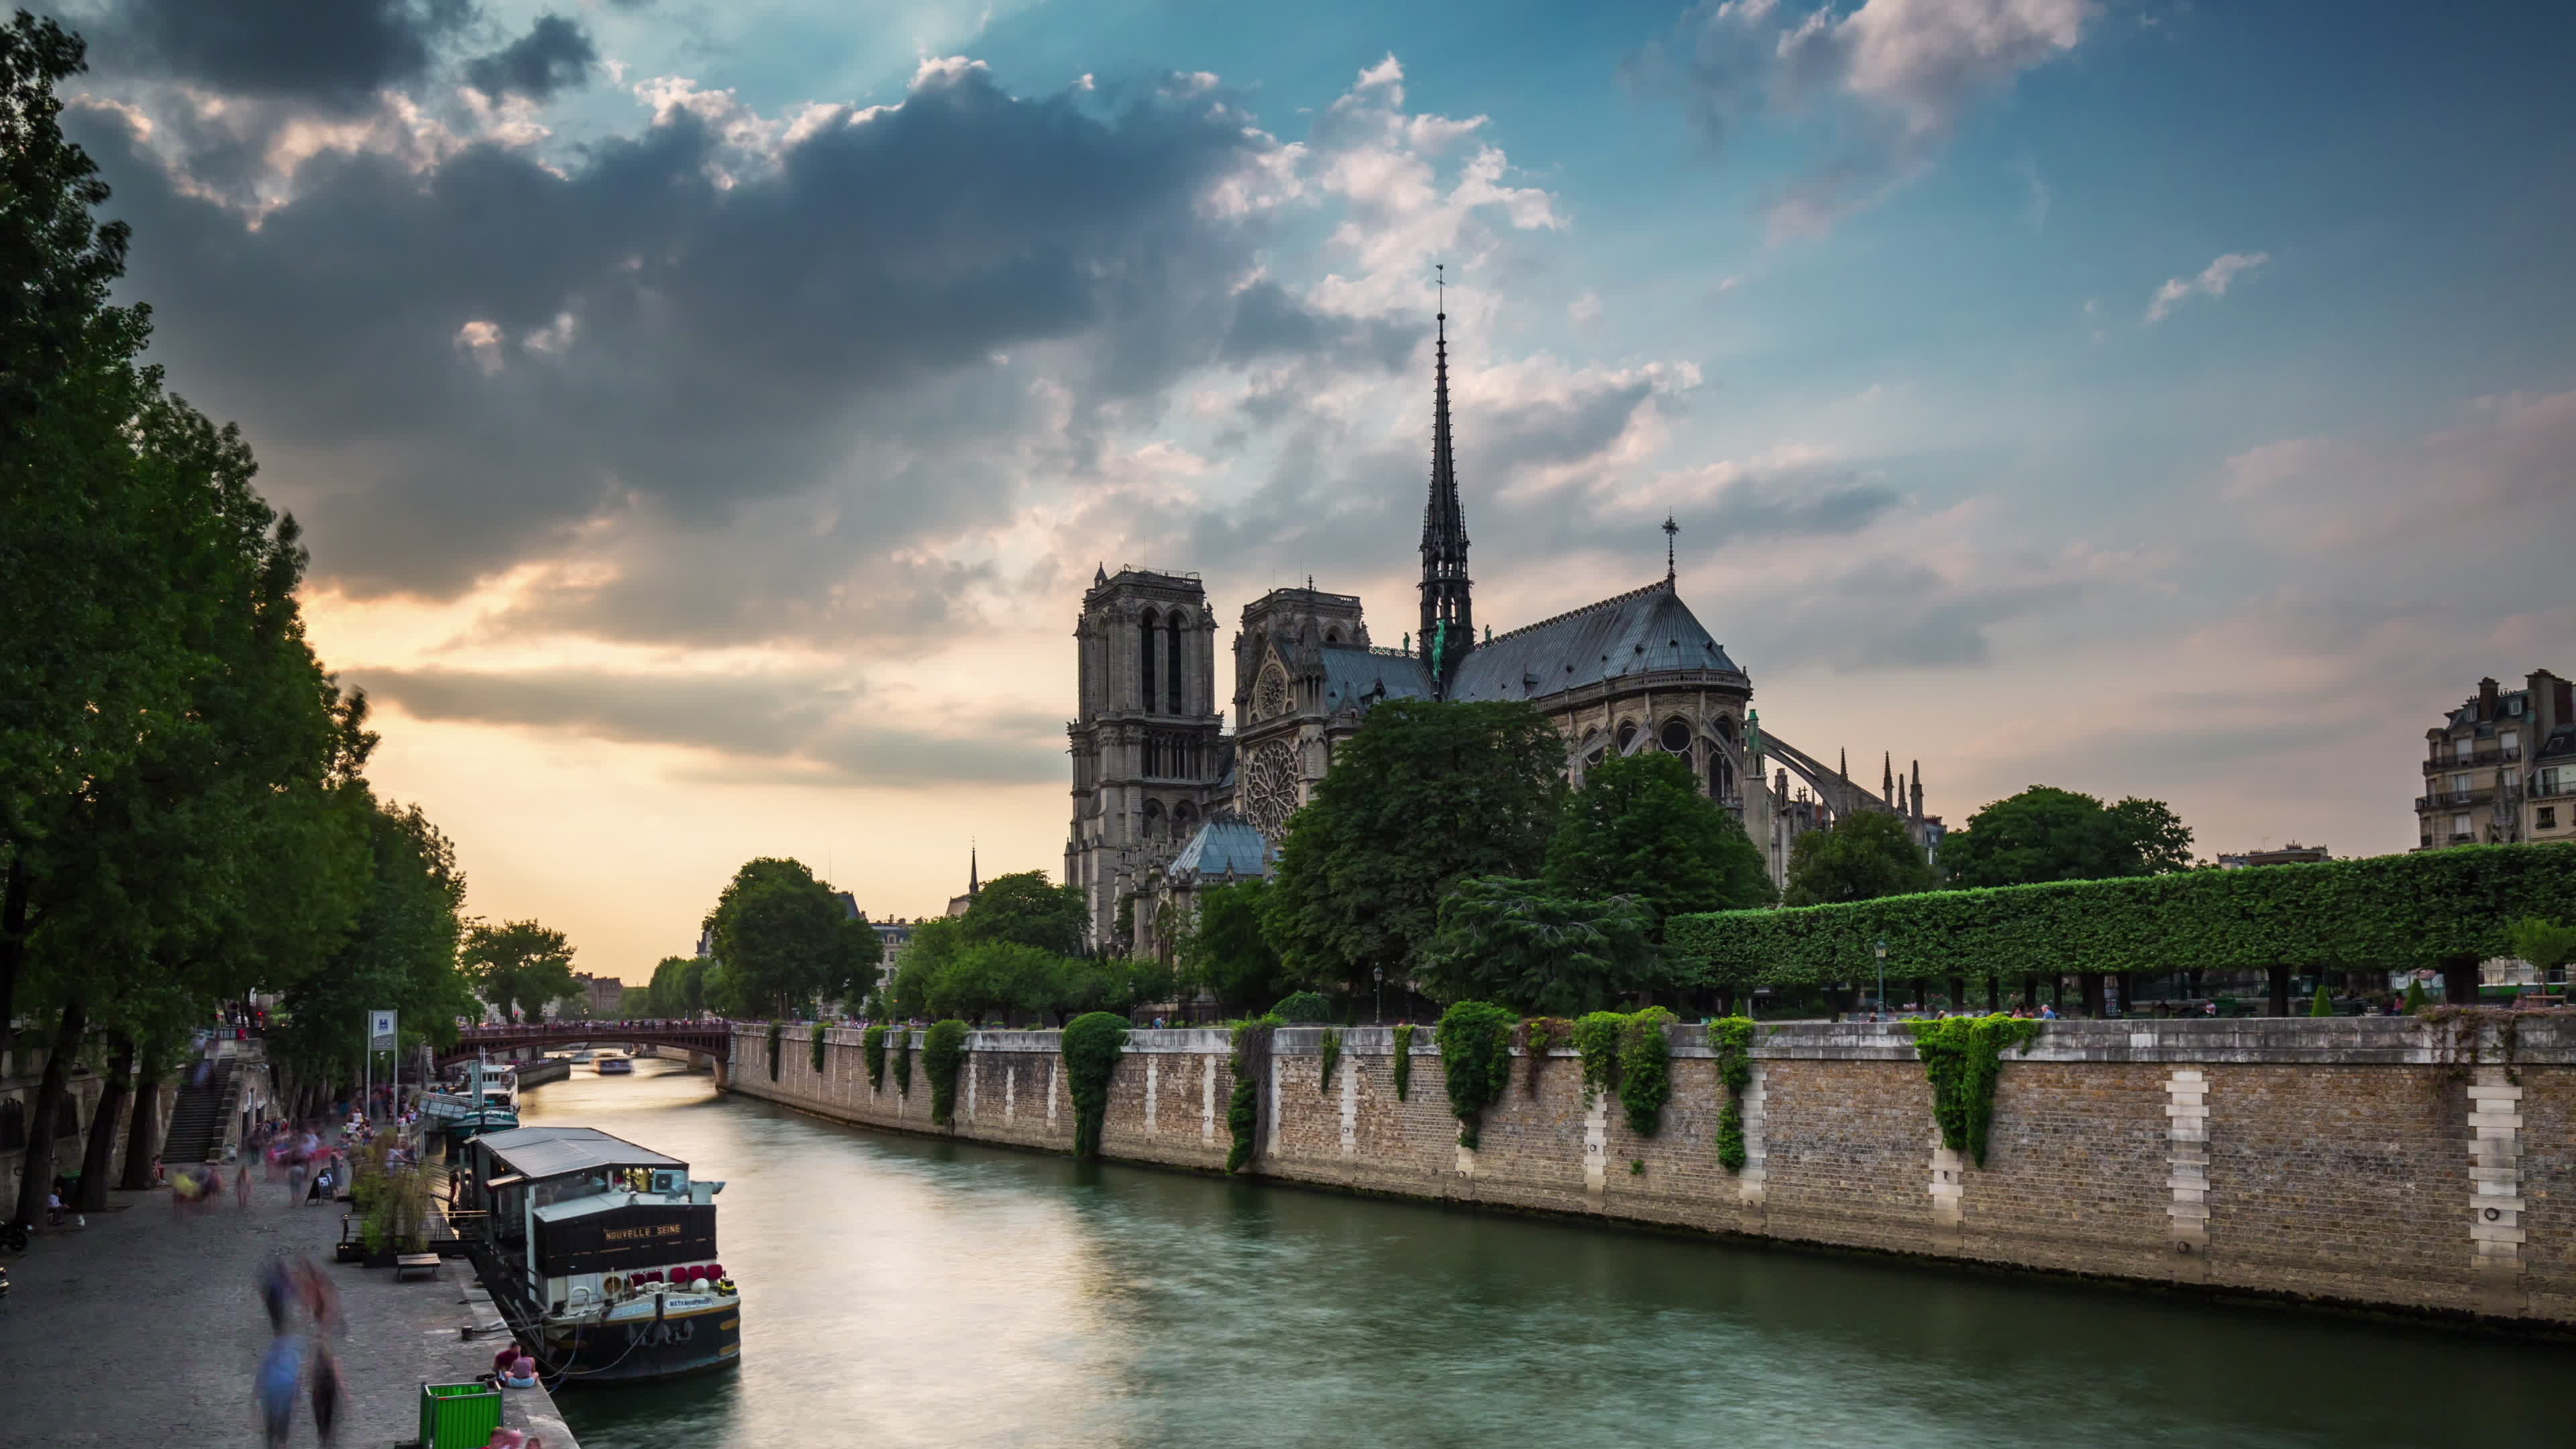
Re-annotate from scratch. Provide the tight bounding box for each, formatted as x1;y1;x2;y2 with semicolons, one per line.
733;1017;2576;1328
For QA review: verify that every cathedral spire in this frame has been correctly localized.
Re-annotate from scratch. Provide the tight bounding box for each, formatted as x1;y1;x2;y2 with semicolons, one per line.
968;843;979;898
1419;264;1472;694
1883;751;1894;803
1663;513;1678;585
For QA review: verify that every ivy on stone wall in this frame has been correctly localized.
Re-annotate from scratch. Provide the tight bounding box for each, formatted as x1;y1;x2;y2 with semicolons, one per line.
924;1020;969;1126
1572;1012;1623;1106
1707;1017;1755;1173
1615;1008;1676;1137
894;1026;914;1096
1226;1018;1276;1172
811;1021;826;1075
1905;1015;2043;1167
1391;1022;1415;1102
1434;1001;1518;1149
1061;1012;1129;1158
1668;843;2576;988
862;1023;889;1090
1522;1016;1572;1097
1317;1027;1342;1094
767;1021;782;1082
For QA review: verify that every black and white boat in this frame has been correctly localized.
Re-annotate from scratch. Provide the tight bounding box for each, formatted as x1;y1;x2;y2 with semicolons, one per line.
456;1125;740;1383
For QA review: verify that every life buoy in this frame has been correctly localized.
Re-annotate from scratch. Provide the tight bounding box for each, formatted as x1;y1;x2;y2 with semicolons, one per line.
603;1275;625;1296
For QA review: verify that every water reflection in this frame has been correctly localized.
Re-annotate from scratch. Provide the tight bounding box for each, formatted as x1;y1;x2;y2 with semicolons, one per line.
524;1059;2565;1449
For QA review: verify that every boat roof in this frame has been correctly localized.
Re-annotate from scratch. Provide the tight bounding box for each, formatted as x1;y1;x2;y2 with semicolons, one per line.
475;1126;684;1179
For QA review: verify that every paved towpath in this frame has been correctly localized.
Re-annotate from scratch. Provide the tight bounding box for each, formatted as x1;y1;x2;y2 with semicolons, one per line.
0;1165;577;1448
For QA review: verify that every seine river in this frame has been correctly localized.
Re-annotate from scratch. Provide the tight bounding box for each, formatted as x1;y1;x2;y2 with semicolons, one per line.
523;1058;2563;1448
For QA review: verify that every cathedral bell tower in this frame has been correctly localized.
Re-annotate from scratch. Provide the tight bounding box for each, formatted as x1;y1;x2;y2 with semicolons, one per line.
1067;567;1225;952
1419;276;1474;696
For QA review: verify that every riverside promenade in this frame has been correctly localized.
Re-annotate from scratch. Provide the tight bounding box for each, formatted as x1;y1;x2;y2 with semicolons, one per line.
0;1171;578;1448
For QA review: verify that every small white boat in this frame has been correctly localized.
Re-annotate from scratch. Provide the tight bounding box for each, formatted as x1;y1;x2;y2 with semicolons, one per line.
596;1055;634;1075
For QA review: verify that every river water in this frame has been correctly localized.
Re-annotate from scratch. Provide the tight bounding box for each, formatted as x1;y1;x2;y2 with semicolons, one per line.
521;1058;2563;1448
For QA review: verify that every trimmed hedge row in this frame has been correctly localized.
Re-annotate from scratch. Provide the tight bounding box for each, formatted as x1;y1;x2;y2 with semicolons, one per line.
1666;843;2576;987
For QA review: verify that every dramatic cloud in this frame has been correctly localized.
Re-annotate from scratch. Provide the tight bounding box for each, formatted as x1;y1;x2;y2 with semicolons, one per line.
2144;250;2269;324
462;14;596;102
87;0;474;111
1633;0;2089;234
358;665;1064;787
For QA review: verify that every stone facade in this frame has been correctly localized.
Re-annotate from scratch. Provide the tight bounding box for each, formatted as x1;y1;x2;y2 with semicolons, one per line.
731;1016;2576;1326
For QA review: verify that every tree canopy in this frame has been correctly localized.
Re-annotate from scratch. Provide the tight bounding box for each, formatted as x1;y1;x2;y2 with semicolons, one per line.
1418;878;1660;1015
1262;699;1567;997
1181;879;1289;1015
1781;810;1938;906
961;870;1088;957
464;920;578;1023
1939;785;2195;888
1544;751;1773;928
1672;843;2576;989
702;857;881;1018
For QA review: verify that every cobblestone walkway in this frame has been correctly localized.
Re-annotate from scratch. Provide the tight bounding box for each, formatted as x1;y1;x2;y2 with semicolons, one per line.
0;1175;576;1448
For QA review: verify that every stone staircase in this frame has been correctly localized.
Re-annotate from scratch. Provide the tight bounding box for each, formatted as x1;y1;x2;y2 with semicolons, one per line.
162;1059;238;1167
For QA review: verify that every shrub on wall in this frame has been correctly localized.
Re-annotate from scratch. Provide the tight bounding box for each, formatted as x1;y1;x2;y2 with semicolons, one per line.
1615;1008;1676;1137
767;1021;782;1081
894;1026;914;1096
1572;1012;1624;1106
1272;991;1335;1023
1391;1022;1415;1102
1905;1015;2043;1167
1061;1012;1130;1158
810;1021;826;1074
1707;1016;1755;1172
1226;1018;1277;1172
1434;1001;1518;1148
924;1019;969;1126
2404;979;2429;1013
863;1023;889;1089
2310;985;2334;1018
1521;1016;1572;1097
1317;1027;1342;1093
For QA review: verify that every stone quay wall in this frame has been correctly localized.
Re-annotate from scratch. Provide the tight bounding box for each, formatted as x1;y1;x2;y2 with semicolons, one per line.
725;1017;2576;1327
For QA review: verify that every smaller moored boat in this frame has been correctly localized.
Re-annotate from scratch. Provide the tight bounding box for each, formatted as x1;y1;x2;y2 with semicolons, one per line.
420;1055;521;1139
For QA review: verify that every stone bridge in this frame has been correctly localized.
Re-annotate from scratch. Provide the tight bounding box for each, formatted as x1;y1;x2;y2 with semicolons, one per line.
441;1022;735;1070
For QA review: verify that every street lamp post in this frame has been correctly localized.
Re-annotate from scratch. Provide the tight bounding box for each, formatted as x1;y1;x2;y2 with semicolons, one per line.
1874;938;1888;1024
1373;967;1385;1026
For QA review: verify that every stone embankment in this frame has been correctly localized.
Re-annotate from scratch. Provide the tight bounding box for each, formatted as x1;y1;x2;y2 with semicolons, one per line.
727;1016;2576;1328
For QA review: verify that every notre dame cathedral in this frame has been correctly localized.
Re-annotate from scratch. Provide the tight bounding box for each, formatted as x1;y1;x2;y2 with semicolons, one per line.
1067;308;1944;957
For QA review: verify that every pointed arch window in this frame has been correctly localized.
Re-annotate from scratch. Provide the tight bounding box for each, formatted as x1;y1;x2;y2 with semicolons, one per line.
1167;612;1184;715
1141;614;1159;713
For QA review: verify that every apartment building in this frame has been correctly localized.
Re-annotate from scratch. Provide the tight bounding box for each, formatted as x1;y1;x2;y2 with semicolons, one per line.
2418;669;2574;848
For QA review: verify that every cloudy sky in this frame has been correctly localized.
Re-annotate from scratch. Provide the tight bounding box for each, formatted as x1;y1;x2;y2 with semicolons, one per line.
51;0;2576;979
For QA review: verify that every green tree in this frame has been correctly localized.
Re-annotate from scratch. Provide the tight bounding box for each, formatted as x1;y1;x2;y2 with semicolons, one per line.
925;941;1064;1022
465;920;578;1023
269;802;473;1102
2508;916;2576;985
1782;811;1938;906
1544;752;1773;929
961;870;1088;956
702;857;881;1018
888;916;965;1018
1418;878;1661;1015
1180;879;1288;1014
1939;786;2196;888
1263;700;1567;998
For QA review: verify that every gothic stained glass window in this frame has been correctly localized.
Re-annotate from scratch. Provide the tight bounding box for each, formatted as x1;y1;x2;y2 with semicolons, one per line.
1243;740;1301;841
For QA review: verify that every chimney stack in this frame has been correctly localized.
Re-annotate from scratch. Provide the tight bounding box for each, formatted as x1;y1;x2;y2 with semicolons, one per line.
2479;677;2501;719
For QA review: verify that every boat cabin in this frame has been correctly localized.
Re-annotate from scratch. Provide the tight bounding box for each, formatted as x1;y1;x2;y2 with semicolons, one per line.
458;1126;722;1315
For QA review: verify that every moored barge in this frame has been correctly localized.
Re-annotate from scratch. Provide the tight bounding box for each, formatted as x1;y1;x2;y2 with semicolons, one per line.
455;1125;741;1383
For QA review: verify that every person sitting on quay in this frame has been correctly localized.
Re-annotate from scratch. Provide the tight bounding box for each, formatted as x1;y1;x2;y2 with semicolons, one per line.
501;1355;541;1390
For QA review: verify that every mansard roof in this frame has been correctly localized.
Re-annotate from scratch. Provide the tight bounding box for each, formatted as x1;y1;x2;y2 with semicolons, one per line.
1168;817;1276;882
1320;646;1433;714
1447;579;1742;704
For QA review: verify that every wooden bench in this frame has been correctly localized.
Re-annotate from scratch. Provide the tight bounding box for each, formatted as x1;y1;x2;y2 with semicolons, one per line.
395;1252;441;1282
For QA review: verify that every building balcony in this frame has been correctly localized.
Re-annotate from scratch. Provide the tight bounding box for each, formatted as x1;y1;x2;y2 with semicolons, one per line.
2414;790;2492;811
2427;745;2519;769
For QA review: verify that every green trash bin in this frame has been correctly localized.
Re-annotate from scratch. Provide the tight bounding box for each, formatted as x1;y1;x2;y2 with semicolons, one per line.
420;1380;502;1449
